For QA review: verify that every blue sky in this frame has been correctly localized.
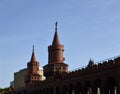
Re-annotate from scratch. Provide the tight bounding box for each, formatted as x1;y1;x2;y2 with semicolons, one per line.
0;0;120;88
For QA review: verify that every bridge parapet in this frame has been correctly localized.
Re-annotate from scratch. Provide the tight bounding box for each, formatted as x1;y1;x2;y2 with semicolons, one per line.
68;55;120;76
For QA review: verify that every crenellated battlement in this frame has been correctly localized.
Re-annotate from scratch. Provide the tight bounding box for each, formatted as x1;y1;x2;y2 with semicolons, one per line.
66;55;120;78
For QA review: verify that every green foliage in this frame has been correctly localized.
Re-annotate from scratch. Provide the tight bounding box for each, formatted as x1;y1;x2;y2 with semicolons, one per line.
0;87;9;93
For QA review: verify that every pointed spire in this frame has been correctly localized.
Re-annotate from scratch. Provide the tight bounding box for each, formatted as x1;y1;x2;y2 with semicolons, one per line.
52;22;60;45
30;45;37;62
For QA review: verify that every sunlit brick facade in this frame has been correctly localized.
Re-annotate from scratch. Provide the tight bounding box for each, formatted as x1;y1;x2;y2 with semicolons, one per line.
13;23;120;94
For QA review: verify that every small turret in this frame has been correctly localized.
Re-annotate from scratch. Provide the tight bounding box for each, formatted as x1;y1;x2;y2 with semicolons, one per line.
27;46;39;74
88;58;94;67
26;46;42;84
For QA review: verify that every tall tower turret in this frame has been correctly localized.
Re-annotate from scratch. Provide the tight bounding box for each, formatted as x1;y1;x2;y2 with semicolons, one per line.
48;22;65;64
43;22;68;79
26;46;42;84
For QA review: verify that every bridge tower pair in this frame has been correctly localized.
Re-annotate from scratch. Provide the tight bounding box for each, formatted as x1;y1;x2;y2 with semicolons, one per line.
26;22;68;84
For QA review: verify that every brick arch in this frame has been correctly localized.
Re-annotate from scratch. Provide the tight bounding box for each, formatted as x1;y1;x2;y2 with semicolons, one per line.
46;88;49;94
49;87;54;94
41;88;45;94
43;88;49;94
69;83;75;94
39;89;42;94
84;81;92;94
62;85;68;94
55;86;60;94
105;77;117;94
93;79;102;94
76;82;82;94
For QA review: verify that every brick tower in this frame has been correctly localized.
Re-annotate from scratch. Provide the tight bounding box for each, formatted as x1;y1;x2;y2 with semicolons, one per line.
26;46;42;84
43;22;68;79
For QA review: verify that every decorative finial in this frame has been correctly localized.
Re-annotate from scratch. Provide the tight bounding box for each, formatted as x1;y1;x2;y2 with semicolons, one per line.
88;58;94;67
55;22;57;32
33;45;34;53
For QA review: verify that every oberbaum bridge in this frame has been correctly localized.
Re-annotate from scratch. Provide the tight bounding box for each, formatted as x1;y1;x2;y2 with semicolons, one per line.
9;23;120;94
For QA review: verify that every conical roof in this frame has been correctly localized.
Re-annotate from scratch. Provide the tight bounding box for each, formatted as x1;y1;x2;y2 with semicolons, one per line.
52;31;60;45
52;22;60;45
